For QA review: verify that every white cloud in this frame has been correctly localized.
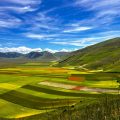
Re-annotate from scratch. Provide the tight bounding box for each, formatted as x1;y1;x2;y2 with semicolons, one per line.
26;34;46;39
28;12;60;31
0;46;42;54
63;26;92;33
4;0;42;5
51;32;120;47
73;0;120;27
51;41;90;47
0;14;22;28
44;48;58;53
0;6;37;13
59;49;73;52
43;48;74;53
89;0;120;11
25;33;58;40
0;1;59;31
76;0;120;10
96;10;119;18
0;46;72;54
0;0;42;14
94;31;120;40
35;13;53;22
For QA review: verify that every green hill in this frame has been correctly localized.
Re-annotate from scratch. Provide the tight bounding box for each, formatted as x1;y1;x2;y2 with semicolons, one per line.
58;37;120;72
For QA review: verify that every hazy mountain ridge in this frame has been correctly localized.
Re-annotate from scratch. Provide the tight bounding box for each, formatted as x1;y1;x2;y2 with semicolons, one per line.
58;37;120;71
0;51;70;62
0;52;23;58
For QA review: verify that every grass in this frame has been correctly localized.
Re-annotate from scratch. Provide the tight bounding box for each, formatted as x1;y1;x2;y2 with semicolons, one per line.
0;90;79;110
0;98;52;119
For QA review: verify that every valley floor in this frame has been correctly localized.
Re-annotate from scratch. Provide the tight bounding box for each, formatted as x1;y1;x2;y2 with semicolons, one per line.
0;62;120;120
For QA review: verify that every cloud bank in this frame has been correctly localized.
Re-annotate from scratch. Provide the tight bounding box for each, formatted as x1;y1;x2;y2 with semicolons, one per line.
0;46;72;54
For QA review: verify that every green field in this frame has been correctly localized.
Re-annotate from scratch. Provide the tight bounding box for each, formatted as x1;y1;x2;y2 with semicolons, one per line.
0;62;120;120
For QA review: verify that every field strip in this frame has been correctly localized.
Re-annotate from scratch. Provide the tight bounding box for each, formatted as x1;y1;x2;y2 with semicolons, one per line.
38;81;118;93
0;90;78;110
48;78;83;86
72;86;119;93
93;88;119;93
0;83;21;90
16;88;74;99
39;81;77;89
22;85;109;98
12;110;52;119
0;99;50;119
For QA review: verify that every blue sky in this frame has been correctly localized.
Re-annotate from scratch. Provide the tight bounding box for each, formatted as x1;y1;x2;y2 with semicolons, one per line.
0;0;120;53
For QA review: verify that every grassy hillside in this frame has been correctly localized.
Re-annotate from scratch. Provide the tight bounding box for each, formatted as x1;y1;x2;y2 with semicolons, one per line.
58;38;120;71
54;52;70;60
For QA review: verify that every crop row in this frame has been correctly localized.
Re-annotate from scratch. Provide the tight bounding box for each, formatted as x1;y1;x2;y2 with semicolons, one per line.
22;85;109;98
0;90;77;110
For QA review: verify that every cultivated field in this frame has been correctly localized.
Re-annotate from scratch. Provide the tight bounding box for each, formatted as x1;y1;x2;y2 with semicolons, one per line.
0;62;120;120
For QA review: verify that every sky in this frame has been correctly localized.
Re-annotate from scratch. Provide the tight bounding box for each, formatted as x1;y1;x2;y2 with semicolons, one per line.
0;0;120;53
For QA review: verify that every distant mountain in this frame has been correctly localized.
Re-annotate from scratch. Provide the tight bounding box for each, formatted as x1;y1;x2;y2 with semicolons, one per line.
0;51;69;62
25;51;44;59
58;38;120;71
33;51;58;61
0;52;22;58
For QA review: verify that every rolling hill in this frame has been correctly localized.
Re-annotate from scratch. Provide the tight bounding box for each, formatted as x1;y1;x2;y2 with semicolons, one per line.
58;37;120;71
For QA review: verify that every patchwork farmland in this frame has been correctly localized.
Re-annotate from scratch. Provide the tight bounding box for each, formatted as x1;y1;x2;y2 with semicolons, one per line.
0;62;120;120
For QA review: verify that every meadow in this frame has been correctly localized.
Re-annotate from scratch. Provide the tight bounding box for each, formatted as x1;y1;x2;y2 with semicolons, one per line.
0;62;119;120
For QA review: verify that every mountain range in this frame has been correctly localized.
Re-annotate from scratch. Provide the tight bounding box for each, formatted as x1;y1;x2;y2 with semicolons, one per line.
0;51;70;61
0;37;120;71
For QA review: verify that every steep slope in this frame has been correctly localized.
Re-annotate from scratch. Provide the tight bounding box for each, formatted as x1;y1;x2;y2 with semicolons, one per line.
58;37;120;71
